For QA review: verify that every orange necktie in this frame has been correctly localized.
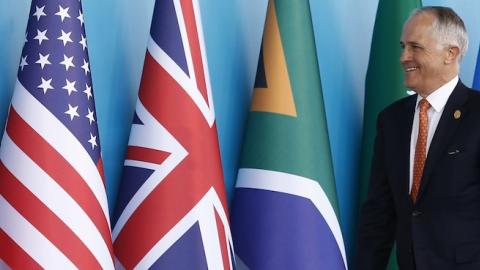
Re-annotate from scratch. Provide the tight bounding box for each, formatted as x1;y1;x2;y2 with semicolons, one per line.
411;98;431;203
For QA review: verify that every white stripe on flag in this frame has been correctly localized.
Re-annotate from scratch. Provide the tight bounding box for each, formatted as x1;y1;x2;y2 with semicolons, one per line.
147;37;214;127
0;259;11;270
234;254;250;270
236;168;348;269
11;80;110;224
170;0;215;126
172;0;197;101
0;135;113;270
114;256;126;270
135;189;227;270
191;0;216;121
112;100;187;240
196;189;225;270
0;195;76;269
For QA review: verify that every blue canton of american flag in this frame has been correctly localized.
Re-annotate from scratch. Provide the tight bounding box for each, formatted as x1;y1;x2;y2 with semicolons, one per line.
0;0;114;269
20;0;99;158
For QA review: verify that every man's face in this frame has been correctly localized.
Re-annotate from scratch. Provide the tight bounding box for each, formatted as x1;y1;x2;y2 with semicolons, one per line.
400;14;449;96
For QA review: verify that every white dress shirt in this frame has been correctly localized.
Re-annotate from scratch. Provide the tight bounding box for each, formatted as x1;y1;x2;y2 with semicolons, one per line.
409;76;459;192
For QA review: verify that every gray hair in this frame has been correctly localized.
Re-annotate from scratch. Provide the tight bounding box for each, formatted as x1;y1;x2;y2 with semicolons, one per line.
410;6;468;60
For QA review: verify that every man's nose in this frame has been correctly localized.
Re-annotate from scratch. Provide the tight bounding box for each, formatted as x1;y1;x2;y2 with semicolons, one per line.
400;48;410;63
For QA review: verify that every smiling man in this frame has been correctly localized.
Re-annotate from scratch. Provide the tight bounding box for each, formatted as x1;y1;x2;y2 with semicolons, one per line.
357;6;480;270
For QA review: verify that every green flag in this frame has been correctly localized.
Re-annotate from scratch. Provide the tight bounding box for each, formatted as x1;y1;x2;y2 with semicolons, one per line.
231;0;347;269
359;0;422;269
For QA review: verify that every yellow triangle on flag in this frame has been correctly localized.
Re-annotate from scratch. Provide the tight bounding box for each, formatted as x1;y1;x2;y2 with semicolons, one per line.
250;1;297;117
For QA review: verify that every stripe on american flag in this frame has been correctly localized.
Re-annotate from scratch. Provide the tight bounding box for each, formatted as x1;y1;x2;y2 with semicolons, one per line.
0;82;113;269
0;196;76;269
0;162;102;269
9;81;110;221
5;108;112;252
0;224;42;269
0;1;114;269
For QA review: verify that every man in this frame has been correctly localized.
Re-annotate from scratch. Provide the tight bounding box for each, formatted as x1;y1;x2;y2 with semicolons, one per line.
357;6;480;270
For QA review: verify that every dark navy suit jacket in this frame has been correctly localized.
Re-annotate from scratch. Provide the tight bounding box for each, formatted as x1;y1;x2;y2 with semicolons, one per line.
357;81;480;270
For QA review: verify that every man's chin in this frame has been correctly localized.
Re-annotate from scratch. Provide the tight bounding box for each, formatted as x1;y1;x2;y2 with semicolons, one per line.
403;82;416;90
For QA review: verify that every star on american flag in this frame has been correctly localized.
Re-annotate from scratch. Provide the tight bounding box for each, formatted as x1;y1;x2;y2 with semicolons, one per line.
0;1;114;269
18;1;100;161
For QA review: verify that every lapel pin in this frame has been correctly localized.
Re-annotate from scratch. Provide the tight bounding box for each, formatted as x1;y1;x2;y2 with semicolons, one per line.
454;110;461;119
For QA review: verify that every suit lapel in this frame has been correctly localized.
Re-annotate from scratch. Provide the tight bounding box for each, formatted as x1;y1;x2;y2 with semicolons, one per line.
398;97;416;201
416;82;469;202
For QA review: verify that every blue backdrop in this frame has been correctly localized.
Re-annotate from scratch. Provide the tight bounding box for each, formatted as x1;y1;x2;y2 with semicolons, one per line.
1;0;480;264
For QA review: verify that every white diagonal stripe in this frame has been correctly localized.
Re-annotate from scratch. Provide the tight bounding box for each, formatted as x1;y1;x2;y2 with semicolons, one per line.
10;80;110;225
135;188;231;269
0;135;113;270
173;0;196;96
236;168;348;269
191;0;216;123
197;189;230;270
112;100;187;239
147;38;214;127
0;196;77;269
0;259;10;270
114;257;126;270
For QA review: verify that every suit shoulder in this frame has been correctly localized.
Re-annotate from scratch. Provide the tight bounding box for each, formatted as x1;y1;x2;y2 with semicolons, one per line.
465;88;480;115
379;94;416;118
467;87;480;101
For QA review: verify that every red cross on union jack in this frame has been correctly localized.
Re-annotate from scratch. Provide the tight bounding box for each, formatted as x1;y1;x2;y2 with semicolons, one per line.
112;0;234;269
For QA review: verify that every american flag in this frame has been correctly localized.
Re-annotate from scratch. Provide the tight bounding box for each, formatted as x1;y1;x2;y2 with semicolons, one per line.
0;0;114;269
112;0;234;269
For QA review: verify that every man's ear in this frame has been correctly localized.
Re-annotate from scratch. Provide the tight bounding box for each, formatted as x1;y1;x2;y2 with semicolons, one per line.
445;46;460;64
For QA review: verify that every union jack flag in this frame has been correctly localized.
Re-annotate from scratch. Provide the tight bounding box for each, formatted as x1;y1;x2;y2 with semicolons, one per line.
112;0;234;269
0;0;114;269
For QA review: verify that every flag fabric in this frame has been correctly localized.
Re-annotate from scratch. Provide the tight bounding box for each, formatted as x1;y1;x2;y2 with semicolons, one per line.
0;0;114;269
473;45;480;89
230;0;347;269
358;0;421;269
111;0;234;269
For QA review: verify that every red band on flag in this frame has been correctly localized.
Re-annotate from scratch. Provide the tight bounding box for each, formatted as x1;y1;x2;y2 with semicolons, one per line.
6;109;113;258
0;229;42;270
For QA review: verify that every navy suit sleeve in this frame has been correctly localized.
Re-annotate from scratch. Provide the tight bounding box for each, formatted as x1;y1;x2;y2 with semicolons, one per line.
356;111;396;270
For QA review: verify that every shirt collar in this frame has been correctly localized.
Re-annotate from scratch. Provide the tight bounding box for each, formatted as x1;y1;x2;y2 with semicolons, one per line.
415;76;459;112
